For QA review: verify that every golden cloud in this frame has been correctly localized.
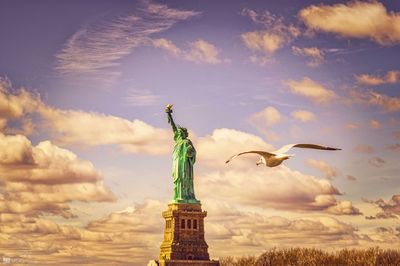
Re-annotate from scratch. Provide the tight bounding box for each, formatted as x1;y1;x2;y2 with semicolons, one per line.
153;38;225;64
0;133;115;218
346;123;360;130
356;70;400;85
0;79;171;155
241;31;285;54
196;128;360;215
196;128;274;168
38;107;170;155
249;106;283;127
204;200;367;257
0;200;163;265
199;165;355;214
369;119;381;129
247;107;283;141
185;40;223;64
0;198;368;265
153;38;181;56
351;89;400;112
299;1;400;45
0;78;40;132
292;46;324;67
285;77;336;103
291;109;316;122
241;9;300;60
0;134;100;184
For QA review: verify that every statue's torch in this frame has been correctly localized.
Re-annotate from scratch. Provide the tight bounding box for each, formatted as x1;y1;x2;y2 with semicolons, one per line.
166;104;173;123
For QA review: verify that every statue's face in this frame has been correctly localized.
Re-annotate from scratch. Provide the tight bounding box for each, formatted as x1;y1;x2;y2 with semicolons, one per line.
178;128;188;139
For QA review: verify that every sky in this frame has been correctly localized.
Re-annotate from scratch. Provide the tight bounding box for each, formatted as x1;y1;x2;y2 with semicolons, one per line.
0;0;400;265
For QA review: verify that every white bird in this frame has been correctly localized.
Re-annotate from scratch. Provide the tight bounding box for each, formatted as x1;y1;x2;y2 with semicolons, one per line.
225;144;341;167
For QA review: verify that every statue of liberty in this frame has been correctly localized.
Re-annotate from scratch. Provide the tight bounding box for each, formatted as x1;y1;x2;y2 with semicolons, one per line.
165;104;199;204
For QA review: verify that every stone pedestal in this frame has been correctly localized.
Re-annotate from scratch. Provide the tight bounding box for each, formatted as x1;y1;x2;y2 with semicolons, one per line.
151;203;219;266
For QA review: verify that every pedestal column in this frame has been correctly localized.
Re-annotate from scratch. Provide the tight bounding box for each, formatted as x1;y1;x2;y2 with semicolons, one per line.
156;203;219;266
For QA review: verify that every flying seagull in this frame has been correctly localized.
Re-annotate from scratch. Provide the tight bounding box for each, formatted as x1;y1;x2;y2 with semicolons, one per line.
225;144;341;167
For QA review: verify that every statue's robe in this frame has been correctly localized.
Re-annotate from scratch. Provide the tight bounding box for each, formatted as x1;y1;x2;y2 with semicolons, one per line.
172;131;196;201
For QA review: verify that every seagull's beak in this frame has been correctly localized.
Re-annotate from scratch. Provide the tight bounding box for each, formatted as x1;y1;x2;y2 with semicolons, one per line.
256;158;263;165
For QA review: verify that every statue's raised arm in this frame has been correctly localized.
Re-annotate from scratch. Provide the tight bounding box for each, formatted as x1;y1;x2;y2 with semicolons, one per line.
165;104;177;134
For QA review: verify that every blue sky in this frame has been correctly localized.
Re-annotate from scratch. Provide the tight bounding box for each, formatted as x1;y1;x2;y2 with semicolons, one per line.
0;0;400;265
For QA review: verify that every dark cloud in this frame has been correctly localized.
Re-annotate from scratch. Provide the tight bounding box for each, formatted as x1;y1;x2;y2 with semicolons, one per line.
351;89;400;112
387;143;400;152
354;144;375;153
364;195;400;219
346;175;357;181
368;157;385;167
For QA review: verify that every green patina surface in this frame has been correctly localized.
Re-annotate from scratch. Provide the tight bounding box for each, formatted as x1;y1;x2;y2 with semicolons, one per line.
166;105;199;204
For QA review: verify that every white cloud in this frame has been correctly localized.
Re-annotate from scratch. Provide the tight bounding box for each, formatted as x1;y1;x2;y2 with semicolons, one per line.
0;136;100;184
195;129;360;216
285;77;336;104
248;54;275;66
198;167;348;213
305;159;339;180
299;1;400;45
38;106;170;155
0;78;170;155
125;89;160;106
196;128;273;168
55;2;200;84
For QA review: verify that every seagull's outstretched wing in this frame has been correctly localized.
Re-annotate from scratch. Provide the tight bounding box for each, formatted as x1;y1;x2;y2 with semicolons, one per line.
225;151;274;164
274;143;341;154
